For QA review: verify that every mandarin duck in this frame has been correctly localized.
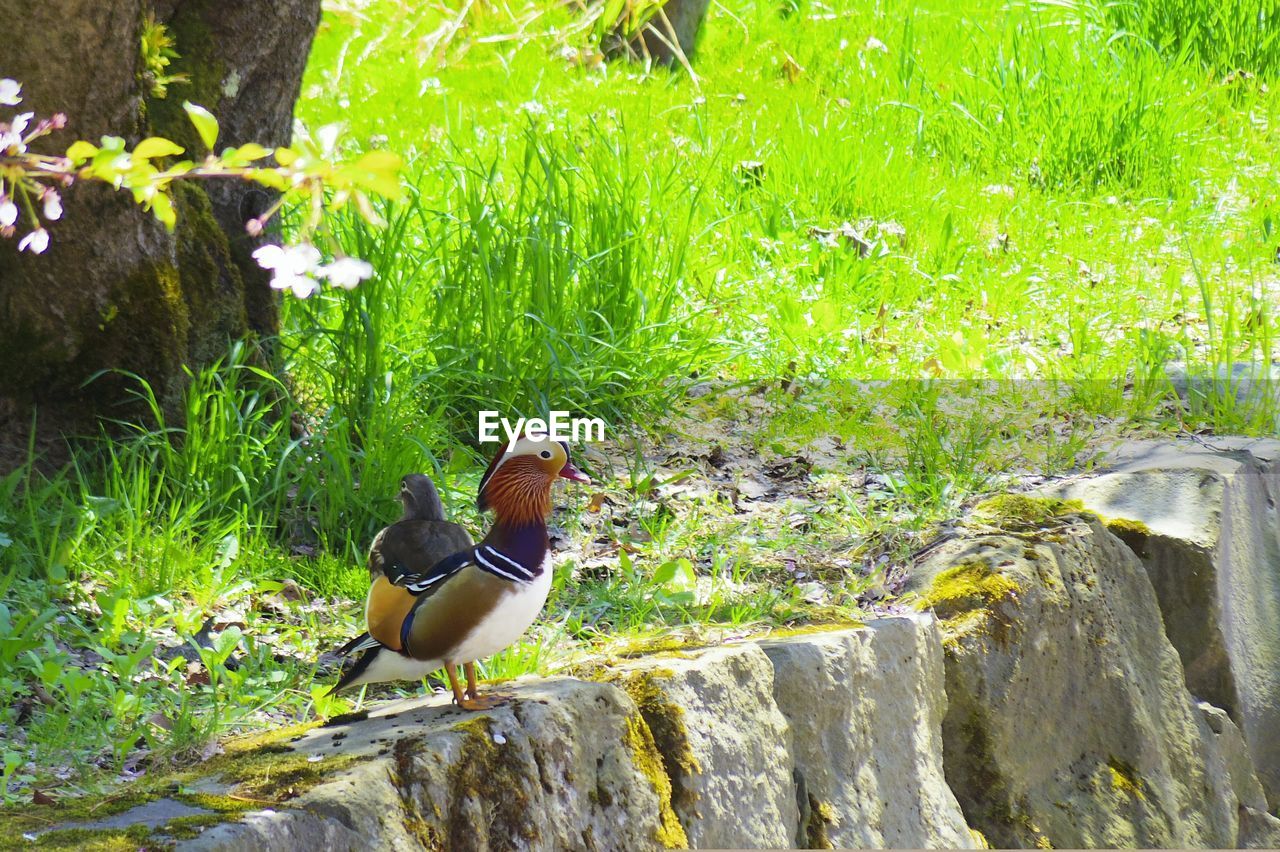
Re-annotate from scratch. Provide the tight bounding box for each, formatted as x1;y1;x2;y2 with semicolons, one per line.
326;436;589;710
328;472;475;659
367;473;474;583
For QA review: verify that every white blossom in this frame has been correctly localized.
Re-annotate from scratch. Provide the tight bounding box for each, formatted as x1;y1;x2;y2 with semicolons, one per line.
253;243;323;299
0;195;16;228
0;112;33;154
273;273;320;299
18;228;49;254
253;243;321;275
316;123;341;156
0;79;20;106
317;256;374;290
41;188;61;222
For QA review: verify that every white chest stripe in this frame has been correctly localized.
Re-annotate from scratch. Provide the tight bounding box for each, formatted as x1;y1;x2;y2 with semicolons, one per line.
474;548;530;582
483;546;528;574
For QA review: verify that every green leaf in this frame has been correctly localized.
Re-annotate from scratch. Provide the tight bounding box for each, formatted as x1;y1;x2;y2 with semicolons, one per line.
133;137;185;160
212;625;243;664
84;495;120;520
222;142;269;164
150;192;176;231
653;558;696;593
183;101;219;150
248;170;286;190
599;0;627;34
216;532;240;569
352;149;404;198
65;140;98;163
274;146;299;167
311;683;344;718
355;148;402;175
40;659;60;688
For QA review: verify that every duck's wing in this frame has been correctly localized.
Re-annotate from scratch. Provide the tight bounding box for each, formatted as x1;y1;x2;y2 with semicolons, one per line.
395;548;476;594
368;520;474;583
335;545;477;657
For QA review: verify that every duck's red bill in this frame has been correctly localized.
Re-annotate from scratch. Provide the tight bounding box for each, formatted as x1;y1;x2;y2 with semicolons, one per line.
559;462;591;484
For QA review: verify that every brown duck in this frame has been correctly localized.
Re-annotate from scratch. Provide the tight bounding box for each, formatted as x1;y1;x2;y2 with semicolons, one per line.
327;436;589;710
367;473;474;583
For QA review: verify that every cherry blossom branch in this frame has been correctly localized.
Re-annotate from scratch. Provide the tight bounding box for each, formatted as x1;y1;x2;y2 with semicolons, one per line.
0;78;398;296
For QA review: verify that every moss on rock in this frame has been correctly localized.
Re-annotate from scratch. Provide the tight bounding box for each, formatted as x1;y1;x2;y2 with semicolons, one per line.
24;824;153;851
191;718;367;803
621;712;689;849
613;634;708;659
0;786;169;848
442;715;539;848
577;664;703;842
973;494;1091;528
916;560;1021;615
1104;517;1151;537
915;559;1022;649
1107;757;1146;801
609;669;701;793
765;620;867;640
0;718;371;847
804;793;836;849
1104;517;1153;558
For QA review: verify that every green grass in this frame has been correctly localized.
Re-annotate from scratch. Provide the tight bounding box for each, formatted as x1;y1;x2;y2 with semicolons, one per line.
1102;0;1280;77
5;0;1280;805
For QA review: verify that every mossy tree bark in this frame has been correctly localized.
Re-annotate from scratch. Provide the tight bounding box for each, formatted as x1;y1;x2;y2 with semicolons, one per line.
0;0;320;470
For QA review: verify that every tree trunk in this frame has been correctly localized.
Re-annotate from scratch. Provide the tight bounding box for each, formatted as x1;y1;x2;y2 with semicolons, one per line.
605;0;711;66
0;0;320;470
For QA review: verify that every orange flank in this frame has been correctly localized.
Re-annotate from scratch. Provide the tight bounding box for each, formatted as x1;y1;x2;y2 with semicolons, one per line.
365;575;416;651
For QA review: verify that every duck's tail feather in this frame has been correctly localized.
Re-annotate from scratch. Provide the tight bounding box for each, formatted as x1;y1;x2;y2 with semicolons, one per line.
323;643;443;696
324;644;382;696
333;631;379;658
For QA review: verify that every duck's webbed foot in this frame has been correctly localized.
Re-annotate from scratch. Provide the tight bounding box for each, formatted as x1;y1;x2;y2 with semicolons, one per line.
446;662;509;712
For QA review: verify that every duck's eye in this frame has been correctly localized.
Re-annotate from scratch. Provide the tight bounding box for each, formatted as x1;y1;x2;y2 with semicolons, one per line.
539;450;552;459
